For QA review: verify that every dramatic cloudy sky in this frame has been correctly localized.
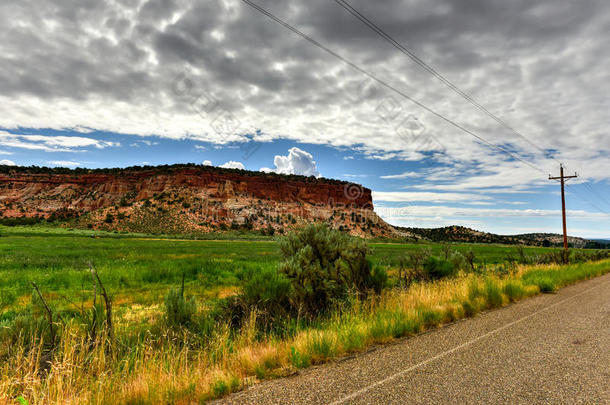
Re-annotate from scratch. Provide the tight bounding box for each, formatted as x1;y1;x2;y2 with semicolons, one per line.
1;0;609;237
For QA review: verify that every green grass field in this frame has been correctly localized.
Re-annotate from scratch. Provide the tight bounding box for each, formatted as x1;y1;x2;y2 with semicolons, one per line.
0;224;570;312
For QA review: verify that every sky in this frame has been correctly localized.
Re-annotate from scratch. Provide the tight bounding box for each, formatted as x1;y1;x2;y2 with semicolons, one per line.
0;0;609;238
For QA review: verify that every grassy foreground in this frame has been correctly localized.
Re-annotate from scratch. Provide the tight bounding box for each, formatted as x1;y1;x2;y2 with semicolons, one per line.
0;224;582;309
2;258;609;404
2;222;579;345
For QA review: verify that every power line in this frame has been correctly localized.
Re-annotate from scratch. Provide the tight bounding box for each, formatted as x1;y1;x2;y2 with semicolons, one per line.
240;0;546;174
565;184;610;215
332;1;610;211
549;174;610;216
333;0;610;215
582;182;610;208
241;0;610;218
560;162;610;210
333;0;555;163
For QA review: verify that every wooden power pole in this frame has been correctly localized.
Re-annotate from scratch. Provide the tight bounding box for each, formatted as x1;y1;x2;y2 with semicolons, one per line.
549;164;578;250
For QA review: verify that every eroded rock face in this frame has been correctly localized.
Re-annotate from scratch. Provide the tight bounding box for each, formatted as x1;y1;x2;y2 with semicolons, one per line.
0;165;394;237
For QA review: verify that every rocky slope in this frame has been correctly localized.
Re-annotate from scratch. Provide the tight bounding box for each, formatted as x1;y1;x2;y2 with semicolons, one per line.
0;164;394;237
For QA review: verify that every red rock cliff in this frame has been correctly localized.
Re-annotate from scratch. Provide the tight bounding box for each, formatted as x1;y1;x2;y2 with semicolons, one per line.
0;165;392;237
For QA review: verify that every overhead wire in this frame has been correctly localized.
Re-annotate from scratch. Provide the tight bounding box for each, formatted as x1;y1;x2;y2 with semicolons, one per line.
240;0;546;174
560;162;610;210
332;0;610;215
333;0;555;163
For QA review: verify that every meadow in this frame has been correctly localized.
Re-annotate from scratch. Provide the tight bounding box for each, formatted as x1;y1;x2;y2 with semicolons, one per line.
1;224;609;404
0;224;566;311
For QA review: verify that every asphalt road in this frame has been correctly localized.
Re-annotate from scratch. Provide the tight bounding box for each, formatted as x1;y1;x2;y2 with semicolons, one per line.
217;272;610;404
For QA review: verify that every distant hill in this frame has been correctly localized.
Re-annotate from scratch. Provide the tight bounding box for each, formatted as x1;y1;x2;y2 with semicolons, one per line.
398;225;599;248
585;239;610;249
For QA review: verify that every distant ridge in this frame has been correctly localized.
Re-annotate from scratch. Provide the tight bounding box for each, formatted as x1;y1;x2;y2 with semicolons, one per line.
397;225;605;248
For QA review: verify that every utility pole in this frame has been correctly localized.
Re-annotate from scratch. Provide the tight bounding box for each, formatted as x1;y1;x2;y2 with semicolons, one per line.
549;164;578;251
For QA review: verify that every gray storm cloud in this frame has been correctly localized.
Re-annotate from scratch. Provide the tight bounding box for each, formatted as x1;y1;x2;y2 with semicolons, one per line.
0;0;609;184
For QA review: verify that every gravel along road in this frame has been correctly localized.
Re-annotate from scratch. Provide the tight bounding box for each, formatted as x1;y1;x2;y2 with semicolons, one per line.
217;272;610;404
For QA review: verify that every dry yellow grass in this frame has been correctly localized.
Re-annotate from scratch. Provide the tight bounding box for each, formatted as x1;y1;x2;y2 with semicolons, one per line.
2;259;609;404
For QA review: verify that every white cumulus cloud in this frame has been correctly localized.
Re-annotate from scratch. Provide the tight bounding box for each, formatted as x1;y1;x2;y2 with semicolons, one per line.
202;160;212;166
219;161;245;170
0;159;15;165
262;147;320;177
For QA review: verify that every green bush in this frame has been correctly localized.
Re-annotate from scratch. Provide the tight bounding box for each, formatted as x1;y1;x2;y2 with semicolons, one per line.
370;264;388;294
449;251;467;271
278;224;377;318
424;257;457;280
339;323;367;352
164;288;197;328
240;268;292;328
6;313;52;348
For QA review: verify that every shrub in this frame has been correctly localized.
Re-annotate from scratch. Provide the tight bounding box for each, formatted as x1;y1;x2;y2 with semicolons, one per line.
370;265;388;294
449;251;467;271
240;268;292;328
403;249;431;286
494;264;511;277
265;225;275;236
164;288;197;328
0;216;44;226
278;224;377;318
424;257;457;280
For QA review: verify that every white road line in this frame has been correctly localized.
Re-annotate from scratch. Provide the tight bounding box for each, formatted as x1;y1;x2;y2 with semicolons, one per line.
328;278;610;405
